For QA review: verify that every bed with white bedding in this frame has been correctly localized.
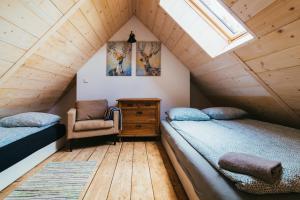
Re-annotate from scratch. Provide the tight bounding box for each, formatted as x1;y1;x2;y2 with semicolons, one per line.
161;119;300;200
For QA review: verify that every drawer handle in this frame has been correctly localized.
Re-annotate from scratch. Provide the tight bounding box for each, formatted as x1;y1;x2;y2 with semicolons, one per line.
136;124;142;128
136;111;143;115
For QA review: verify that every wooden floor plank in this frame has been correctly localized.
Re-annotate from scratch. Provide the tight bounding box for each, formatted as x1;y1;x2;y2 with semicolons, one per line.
54;148;82;162
107;142;134;200
83;142;122;200
146;142;177;200
88;144;110;163
81;144;110;199
131;142;154;200
73;146;97;161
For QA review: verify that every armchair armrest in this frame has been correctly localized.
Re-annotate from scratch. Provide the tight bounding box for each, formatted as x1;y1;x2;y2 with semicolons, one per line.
67;108;76;139
113;110;119;132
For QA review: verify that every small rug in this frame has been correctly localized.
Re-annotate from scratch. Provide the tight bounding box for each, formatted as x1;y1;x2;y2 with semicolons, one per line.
5;161;97;200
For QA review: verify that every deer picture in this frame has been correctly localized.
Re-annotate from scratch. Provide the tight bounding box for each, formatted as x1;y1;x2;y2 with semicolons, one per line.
107;42;132;76
137;42;161;76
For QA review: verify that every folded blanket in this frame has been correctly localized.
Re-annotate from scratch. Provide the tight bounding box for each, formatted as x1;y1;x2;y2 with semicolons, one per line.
218;152;282;184
104;106;122;130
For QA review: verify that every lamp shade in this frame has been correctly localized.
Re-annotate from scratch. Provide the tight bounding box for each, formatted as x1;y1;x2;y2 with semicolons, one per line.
127;31;136;43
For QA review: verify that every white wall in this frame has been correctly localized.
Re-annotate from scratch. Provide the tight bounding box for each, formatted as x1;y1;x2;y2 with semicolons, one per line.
77;17;190;117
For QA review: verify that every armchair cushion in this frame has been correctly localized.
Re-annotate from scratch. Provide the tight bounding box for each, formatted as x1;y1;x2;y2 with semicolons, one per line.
74;119;113;131
76;100;108;121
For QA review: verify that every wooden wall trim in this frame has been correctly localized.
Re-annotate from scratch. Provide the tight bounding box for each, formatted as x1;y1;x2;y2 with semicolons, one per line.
232;52;300;122
0;0;88;86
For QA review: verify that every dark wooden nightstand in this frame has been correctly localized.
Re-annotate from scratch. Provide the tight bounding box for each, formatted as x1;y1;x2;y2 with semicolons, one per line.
117;98;161;137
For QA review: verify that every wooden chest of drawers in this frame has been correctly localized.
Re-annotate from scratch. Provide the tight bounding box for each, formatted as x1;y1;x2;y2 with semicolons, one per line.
117;98;161;137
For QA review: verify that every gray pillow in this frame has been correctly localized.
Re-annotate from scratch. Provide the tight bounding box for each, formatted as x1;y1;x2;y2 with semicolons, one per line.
167;107;210;121
202;107;247;120
0;112;61;127
76;100;108;121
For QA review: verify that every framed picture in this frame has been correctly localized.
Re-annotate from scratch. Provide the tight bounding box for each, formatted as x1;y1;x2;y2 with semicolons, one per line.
106;41;132;76
136;41;161;76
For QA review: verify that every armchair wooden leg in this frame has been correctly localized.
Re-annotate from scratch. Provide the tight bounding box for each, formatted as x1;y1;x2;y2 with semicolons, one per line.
113;135;117;145
67;139;72;152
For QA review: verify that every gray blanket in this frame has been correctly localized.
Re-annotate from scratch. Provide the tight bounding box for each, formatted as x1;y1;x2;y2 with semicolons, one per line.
169;119;300;194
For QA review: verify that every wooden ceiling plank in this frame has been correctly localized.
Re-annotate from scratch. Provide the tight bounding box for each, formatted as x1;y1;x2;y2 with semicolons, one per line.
132;0;137;14
69;10;103;49
80;0;109;42
127;0;134;17
0;59;13;77
152;7;167;37
222;0;239;8
246;0;300;37
35;32;87;70
14;67;70;83
50;0;76;14
117;0;129;25
230;0;275;22
24;54;76;77
100;0;118;33
159;17;176;43
57;20;96;58
91;0;113;37
20;0;63;26
0;0;51;37
236;18;300;61
0;0;89;86
106;0;122;29
145;0;159;30
0;41;25;63
0;18;38;50
165;25;185;50
246;45;300;73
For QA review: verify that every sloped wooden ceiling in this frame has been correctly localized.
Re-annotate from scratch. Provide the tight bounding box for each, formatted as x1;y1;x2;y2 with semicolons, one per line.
0;0;299;127
0;0;134;117
134;0;300;127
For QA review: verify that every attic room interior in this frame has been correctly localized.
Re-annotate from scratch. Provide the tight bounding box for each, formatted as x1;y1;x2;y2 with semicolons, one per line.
0;0;300;199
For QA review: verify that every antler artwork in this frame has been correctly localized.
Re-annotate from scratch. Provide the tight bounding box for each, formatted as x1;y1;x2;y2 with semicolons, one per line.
138;42;161;76
107;42;131;76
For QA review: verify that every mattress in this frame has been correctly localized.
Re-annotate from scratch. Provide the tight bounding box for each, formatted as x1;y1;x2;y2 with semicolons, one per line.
161;120;300;200
0;124;65;172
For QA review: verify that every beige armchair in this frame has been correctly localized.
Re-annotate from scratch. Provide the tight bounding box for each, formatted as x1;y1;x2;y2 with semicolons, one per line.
67;108;119;151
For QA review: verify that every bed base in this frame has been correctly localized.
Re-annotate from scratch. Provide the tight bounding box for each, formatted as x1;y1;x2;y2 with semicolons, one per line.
162;135;200;200
0;136;65;191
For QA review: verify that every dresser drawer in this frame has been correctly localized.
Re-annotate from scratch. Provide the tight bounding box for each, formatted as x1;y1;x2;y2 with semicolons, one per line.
122;109;156;123
119;102;157;109
122;123;157;136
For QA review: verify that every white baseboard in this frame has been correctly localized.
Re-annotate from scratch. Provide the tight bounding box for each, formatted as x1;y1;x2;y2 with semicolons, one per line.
0;136;66;191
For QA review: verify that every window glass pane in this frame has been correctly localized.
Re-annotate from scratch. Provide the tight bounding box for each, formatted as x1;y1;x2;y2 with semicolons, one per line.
198;0;246;35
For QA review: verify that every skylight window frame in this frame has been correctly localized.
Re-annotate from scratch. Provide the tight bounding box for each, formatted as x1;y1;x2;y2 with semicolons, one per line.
185;0;247;42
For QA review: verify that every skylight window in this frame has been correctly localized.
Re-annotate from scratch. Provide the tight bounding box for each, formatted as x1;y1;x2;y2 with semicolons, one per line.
159;0;254;57
186;0;247;41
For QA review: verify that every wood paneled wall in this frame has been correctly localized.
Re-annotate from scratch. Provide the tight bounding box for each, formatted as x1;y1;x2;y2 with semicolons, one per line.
0;0;133;117
133;0;300;127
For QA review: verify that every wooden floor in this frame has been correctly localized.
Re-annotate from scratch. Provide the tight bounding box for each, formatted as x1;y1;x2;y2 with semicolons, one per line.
0;141;188;200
